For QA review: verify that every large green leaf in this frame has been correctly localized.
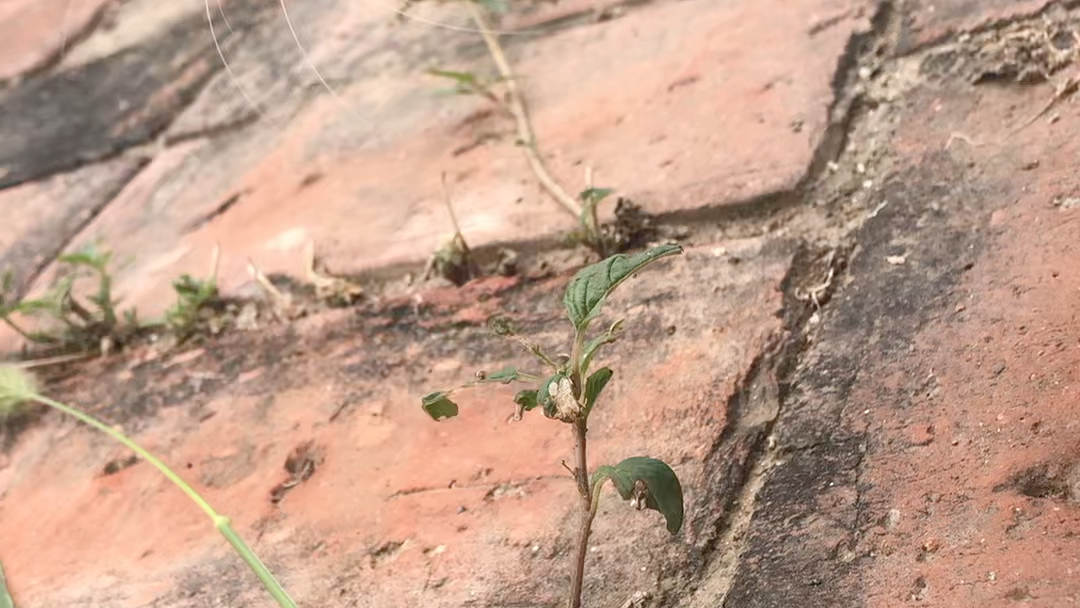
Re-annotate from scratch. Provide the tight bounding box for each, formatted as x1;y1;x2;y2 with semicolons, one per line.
582;367;613;418
0;561;15;608
593;457;684;534
421;392;459;421
563;245;682;331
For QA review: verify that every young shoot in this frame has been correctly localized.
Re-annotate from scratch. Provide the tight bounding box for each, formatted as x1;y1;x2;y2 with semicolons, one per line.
0;243;139;353
421;244;685;608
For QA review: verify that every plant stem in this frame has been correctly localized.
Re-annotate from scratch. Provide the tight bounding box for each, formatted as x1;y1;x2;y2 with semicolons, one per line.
568;418;592;608
28;394;299;608
569;329;586;395
465;2;583;218
0;315;54;344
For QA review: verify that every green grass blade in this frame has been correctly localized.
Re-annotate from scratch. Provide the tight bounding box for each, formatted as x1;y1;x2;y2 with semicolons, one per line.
0;561;15;608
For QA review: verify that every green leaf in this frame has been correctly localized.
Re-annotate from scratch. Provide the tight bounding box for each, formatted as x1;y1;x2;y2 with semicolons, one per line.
514;389;539;412
473;367;544;386
0;561;14;608
563;244;683;331
579;187;615;207
428;68;481;86
421;391;459;421
580;319;623;374
481;366;522;384
582;367;612;417
57;243;110;271
593;457;684;534
173;274;217;300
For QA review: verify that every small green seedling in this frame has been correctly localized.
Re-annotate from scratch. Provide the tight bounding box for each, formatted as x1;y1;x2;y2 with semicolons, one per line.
423;173;480;286
428;68;507;107
0;243;139;353
578;186;616;256
0;365;297;608
165;273;221;341
422;244;685;608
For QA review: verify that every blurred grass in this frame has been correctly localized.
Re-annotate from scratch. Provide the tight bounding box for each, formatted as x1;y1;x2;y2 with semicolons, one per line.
0;561;15;608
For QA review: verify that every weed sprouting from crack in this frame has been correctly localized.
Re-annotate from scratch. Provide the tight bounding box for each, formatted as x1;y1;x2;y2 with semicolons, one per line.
419;0;632;256
423;173;481;285
421;244;685;608
0;243;141;355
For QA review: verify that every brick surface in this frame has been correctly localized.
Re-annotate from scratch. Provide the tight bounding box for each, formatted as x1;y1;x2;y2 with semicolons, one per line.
718;24;1080;608
0;13;222;190
855;72;1080;608
0;155;144;300
0;240;789;608
0;0;110;82
24;0;872;317
6;1;1080;607
896;0;1053;54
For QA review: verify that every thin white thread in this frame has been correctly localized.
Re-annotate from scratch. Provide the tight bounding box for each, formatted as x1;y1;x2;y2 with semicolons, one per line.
217;0;234;33
205;0;264;117
278;0;374;127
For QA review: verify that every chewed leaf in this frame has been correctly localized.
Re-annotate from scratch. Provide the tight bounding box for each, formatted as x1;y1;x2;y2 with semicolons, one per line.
563;245;682;331
582;367;613;418
514;389;539;412
421;392;459;421
537;373;563;419
593;456;684;534
0;561;14;608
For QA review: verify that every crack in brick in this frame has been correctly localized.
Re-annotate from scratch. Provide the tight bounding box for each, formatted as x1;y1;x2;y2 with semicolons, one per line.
685;243;850;607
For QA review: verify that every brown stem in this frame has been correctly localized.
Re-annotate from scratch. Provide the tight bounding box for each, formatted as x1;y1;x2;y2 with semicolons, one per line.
465;3;583;218
63;292;95;326
568;418;592;608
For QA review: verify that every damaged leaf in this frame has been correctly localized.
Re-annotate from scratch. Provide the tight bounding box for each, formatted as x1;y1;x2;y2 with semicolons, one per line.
593;456;684;534
421;392;459;421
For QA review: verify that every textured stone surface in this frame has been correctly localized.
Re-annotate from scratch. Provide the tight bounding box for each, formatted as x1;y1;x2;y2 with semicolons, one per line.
854;72;1080;608
0;0;266;190
18;0;873;319
0;0;110;82
896;0;1053;54
719;29;1080;608
4;1;1080;607
0;241;788;608
0;156;145;293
